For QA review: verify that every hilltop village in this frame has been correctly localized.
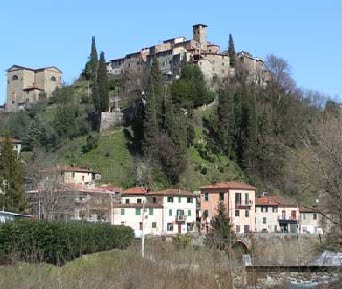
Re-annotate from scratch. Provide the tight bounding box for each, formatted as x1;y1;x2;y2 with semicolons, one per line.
0;24;338;241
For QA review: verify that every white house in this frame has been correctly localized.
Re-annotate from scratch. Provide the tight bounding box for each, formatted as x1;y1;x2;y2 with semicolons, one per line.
255;197;279;233
149;189;197;235
299;206;323;234
112;187;197;236
0;137;22;155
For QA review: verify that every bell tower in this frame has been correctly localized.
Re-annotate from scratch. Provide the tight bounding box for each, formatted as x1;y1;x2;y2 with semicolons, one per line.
193;24;208;51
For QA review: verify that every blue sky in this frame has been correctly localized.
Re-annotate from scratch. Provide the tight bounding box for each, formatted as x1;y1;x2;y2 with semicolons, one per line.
1;0;341;104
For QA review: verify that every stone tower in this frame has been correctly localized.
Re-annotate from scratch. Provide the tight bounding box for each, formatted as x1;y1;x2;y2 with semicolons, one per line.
193;24;208;51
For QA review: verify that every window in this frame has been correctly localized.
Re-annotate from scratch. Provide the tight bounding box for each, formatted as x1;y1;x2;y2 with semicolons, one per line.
235;193;241;205
187;223;194;232
302;213;306;220
135;208;141;215
263;217;267;224
272;207;278;213
235;210;240;217
152;222;157;228
236;225;240;233
244;225;250;233
72;172;75;178
125;199;130;204
274;225;277;232
152;197;157;203
245;210;249;217
121;221;125;225
177;210;184;216
167;223;173;231
178;197;182;203
51;76;56;81
82;176;85;181
261;206;268;213
149;208;153;215
245;193;250;205
120;209;125;215
188;210;191;216
219;192;224;201
204;193;209;201
139;222;143;230
169;209;172;216
167;197;174;203
203;210;209;218
12;75;18;81
313;213;317;220
137;199;142;204
187;197;193;203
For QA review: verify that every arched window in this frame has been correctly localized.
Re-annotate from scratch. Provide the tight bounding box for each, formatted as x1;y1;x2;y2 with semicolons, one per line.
12;75;18;81
51;76;56;82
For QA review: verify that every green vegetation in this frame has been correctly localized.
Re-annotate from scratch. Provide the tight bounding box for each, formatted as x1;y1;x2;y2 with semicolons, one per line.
0;136;26;213
0;219;134;265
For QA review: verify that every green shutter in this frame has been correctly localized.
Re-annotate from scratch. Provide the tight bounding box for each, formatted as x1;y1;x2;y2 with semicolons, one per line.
136;208;141;215
169;209;172;216
188;210;191;216
121;208;125;215
152;222;157;228
149;208;153;215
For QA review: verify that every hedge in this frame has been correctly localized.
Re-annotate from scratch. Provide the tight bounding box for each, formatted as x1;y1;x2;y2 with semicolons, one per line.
0;220;134;265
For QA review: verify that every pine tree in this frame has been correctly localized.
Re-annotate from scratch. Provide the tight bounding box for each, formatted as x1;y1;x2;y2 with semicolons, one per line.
206;202;236;250
228;34;236;67
97;51;109;112
25;114;47;149
0;137;25;213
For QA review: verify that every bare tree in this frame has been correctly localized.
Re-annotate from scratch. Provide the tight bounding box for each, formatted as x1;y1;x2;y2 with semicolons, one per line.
299;114;342;246
265;54;296;92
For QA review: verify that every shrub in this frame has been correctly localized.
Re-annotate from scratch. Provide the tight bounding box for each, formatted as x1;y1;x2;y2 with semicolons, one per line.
0;220;134;265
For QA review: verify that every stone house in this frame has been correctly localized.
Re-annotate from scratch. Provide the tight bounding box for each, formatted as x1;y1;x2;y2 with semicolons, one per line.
200;182;256;234
6;65;62;112
107;24;264;99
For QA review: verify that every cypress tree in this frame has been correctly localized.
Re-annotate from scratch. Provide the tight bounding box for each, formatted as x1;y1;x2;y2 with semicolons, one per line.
228;34;236;67
90;36;100;111
149;56;164;128
143;62;158;156
217;89;235;158
97;51;109;112
0;137;25;213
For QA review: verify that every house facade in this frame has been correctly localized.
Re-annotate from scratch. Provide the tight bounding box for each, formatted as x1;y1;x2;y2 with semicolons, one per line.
112;187;197;236
299;207;323;234
255;196;279;233
200;182;256;234
6;65;62;112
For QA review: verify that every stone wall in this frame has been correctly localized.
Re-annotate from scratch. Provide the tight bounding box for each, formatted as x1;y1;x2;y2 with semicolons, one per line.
100;111;123;132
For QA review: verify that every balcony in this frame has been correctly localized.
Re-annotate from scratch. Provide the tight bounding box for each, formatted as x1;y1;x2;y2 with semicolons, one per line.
235;200;253;209
278;215;298;224
176;215;187;222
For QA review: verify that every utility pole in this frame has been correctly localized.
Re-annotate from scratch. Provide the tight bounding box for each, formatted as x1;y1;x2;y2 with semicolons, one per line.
141;198;145;258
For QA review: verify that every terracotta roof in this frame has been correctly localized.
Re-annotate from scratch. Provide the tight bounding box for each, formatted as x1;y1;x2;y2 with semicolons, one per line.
200;182;256;191
113;203;163;209
122;187;147;195
255;197;278;206
7;65;62;73
66;184;121;194
299;206;318;213
0;137;22;144
41;165;96;174
267;195;298;207
149;188;195;197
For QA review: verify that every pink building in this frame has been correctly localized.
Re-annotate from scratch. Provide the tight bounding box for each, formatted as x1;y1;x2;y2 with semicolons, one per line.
200;182;256;234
